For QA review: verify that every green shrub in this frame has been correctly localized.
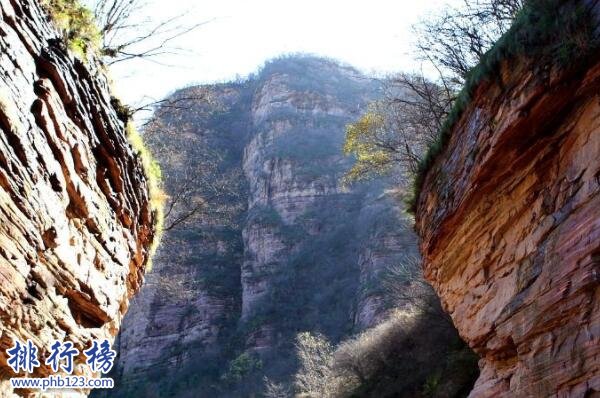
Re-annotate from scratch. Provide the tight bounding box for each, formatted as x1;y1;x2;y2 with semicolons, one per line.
43;0;101;58
222;352;263;383
423;372;441;397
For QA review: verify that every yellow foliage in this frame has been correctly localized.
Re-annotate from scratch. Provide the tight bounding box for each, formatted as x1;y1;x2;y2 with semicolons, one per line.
343;111;393;183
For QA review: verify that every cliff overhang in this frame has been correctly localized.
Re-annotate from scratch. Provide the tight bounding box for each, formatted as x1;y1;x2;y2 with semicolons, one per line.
415;1;600;396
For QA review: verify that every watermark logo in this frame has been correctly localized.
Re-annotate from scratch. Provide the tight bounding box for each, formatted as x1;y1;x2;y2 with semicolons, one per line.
7;340;41;374
46;341;79;374
6;339;116;391
84;340;116;374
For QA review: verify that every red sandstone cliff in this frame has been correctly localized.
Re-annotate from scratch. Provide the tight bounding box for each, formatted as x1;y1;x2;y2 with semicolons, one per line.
0;0;156;395
415;23;600;398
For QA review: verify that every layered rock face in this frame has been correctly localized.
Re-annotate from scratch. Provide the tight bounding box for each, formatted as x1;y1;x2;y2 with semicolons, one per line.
109;56;418;397
0;0;155;395
240;59;390;344
415;46;600;396
111;84;249;395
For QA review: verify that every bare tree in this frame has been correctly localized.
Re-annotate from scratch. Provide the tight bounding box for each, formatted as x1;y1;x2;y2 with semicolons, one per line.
415;0;524;84
294;332;335;397
132;95;210;124
293;309;460;398
87;0;210;64
381;255;452;325
152;271;198;301
344;0;524;184
343;73;452;183
160;162;244;232
263;377;291;398
143;94;245;232
145;120;242;231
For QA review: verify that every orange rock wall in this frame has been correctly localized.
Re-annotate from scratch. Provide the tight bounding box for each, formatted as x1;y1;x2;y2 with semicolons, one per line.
0;0;155;395
415;51;600;396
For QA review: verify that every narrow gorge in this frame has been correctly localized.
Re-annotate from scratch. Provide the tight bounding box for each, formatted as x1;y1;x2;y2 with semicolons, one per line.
1;1;599;397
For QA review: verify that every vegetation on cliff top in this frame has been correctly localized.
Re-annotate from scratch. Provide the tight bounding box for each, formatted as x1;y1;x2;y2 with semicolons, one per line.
43;0;101;57
126;123;165;260
412;0;600;211
44;0;165;262
343;0;599;212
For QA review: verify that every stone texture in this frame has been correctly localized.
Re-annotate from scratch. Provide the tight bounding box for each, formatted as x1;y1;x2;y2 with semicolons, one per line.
415;44;600;397
240;62;371;324
353;190;418;329
109;57;419;397
108;84;249;397
0;0;155;396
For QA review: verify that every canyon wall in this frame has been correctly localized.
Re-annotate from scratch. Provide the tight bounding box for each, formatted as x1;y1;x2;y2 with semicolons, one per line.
415;34;600;398
109;56;418;397
111;83;250;395
0;0;156;395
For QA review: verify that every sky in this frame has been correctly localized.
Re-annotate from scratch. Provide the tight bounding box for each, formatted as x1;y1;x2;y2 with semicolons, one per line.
107;0;457;108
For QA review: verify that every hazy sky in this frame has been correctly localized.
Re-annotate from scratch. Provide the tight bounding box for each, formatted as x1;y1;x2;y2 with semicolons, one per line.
108;0;455;107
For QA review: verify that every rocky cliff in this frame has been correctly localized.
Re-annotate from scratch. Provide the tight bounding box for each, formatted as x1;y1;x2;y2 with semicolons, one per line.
415;17;600;398
110;83;250;395
108;56;418;397
0;0;156;395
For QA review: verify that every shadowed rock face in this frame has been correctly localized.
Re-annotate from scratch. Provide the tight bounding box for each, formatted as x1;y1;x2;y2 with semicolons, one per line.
0;0;155;396
415;42;600;397
108;57;419;397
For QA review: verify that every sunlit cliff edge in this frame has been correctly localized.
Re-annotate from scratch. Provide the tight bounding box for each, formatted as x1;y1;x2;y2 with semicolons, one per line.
415;2;600;396
0;0;156;396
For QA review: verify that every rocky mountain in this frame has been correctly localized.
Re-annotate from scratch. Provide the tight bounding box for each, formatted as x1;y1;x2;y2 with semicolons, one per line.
0;0;156;396
107;56;419;397
415;9;600;397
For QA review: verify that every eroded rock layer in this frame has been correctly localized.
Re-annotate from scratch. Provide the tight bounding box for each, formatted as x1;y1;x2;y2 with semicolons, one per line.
0;0;155;395
415;44;600;397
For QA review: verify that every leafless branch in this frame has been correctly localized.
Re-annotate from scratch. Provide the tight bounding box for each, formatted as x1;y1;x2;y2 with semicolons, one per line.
88;0;212;64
